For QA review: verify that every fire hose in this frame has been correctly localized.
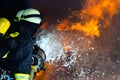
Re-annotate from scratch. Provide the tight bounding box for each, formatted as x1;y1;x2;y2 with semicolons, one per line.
30;45;46;80
0;45;46;80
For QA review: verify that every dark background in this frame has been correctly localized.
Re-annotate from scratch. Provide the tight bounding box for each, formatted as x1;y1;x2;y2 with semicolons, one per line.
0;0;84;22
0;0;30;21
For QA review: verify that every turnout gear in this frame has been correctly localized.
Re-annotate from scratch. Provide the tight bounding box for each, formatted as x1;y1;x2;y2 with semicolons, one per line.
0;18;11;59
0;45;46;80
15;73;30;80
0;8;44;80
0;18;10;37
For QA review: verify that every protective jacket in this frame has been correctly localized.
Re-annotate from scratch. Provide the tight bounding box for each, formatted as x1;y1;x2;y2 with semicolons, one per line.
0;21;39;76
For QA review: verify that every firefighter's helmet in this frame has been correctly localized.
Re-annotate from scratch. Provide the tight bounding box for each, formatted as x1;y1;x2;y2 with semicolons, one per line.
14;10;24;22
15;8;42;24
0;18;10;36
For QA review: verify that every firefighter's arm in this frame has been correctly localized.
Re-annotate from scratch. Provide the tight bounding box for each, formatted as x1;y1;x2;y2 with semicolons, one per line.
8;32;19;49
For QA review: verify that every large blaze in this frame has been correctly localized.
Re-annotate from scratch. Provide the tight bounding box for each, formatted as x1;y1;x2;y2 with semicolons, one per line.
57;0;120;37
35;0;120;80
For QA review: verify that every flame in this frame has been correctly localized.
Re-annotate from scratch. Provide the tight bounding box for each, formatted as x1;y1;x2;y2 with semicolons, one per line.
40;23;49;29
35;0;120;79
63;45;72;51
34;62;53;80
56;0;120;37
57;19;71;30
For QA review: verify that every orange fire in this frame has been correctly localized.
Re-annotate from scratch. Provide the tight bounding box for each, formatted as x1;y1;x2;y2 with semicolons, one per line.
63;45;72;51
40;23;49;29
34;62;53;80
57;0;120;37
35;0;120;80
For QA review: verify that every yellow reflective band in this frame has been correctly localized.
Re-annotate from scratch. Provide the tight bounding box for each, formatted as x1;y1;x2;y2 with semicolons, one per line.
2;51;9;58
31;66;37;72
10;32;19;38
15;73;30;80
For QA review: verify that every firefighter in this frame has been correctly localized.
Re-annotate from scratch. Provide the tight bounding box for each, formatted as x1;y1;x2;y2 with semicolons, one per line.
0;8;42;80
0;18;11;59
